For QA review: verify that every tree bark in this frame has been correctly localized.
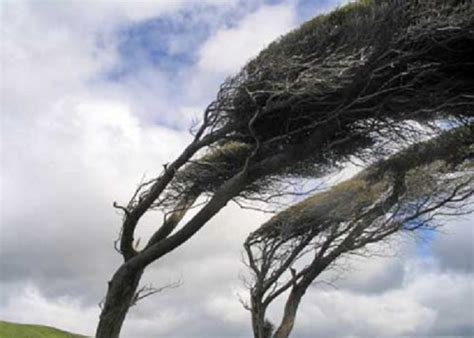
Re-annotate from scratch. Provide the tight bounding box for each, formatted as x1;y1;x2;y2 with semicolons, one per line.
273;287;305;338
96;264;144;338
272;261;329;338
250;294;267;338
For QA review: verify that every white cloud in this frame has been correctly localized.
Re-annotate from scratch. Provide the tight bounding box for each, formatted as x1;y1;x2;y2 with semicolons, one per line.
183;2;298;104
295;288;436;336
286;263;474;337
197;3;297;76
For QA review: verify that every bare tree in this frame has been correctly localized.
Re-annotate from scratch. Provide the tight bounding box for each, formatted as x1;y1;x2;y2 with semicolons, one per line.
243;126;474;338
96;1;473;336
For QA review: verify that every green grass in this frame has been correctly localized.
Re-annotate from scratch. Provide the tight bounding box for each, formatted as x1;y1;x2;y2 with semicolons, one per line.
0;320;87;338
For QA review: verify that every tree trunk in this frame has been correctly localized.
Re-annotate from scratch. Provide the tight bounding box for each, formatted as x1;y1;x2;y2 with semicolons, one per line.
96;264;144;338
250;295;267;338
273;287;304;338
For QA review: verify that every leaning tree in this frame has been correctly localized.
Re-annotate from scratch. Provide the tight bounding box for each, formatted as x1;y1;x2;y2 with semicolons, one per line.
96;0;473;336
243;125;473;338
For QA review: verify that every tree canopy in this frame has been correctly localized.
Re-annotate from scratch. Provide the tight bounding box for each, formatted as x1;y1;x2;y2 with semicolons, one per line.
244;125;473;338
166;0;473;201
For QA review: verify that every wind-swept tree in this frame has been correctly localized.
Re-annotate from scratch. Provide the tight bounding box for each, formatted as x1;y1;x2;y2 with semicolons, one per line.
96;0;473;336
243;126;473;338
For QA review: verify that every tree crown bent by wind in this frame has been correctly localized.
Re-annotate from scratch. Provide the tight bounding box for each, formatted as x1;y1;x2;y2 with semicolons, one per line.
244;125;473;338
166;0;473;202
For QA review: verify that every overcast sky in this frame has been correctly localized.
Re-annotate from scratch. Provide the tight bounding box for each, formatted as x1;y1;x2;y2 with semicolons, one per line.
1;0;473;337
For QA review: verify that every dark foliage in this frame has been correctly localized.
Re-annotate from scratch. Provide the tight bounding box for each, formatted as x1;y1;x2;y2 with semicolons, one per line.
171;0;473;198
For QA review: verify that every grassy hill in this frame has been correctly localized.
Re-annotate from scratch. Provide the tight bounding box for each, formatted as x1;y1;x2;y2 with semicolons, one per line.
0;320;87;338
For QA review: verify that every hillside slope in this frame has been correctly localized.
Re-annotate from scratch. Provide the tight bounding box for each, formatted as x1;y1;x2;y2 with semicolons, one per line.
0;320;87;338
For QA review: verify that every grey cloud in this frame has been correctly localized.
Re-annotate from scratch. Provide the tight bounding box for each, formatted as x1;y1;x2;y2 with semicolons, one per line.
431;218;474;273
318;250;407;295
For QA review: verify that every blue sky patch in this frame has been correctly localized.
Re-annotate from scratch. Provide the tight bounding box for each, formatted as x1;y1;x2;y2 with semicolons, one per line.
107;13;209;81
412;227;438;257
296;0;348;22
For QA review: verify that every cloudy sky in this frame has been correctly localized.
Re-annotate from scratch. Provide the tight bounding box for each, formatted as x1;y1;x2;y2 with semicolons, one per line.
1;0;473;337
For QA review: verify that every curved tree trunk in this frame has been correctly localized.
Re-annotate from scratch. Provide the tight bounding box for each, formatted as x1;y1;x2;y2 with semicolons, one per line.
96;264;144;338
272;262;328;338
273;287;305;338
